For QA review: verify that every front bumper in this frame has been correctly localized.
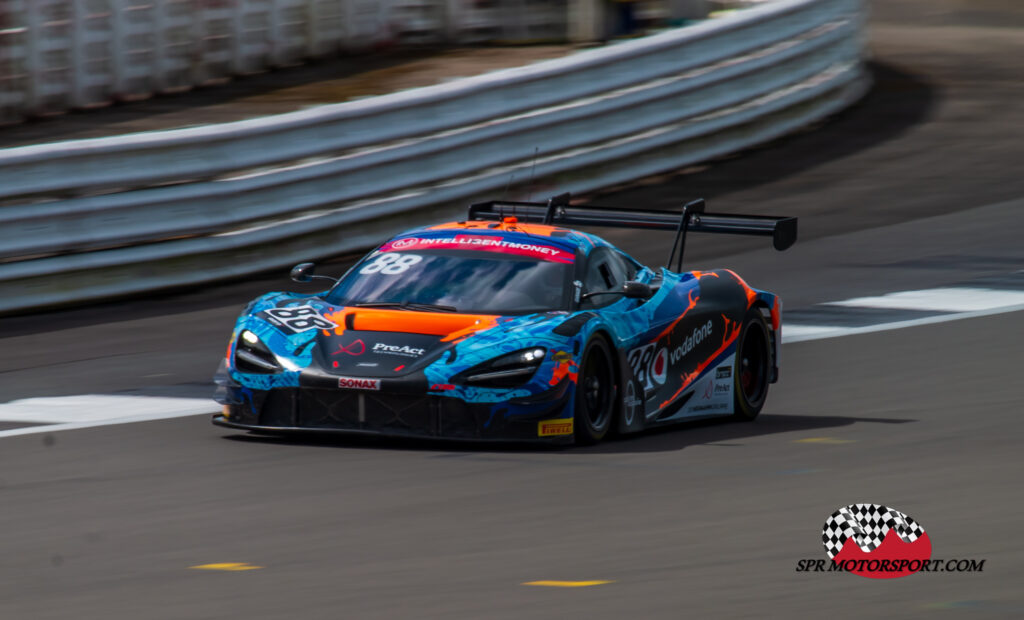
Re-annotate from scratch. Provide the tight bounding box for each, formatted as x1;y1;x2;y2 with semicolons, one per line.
213;380;574;444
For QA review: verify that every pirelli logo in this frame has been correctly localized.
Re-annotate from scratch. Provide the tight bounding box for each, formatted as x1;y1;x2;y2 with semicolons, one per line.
538;418;573;437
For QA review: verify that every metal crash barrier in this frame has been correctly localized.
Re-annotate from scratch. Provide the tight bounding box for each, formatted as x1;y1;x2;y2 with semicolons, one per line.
0;0;868;314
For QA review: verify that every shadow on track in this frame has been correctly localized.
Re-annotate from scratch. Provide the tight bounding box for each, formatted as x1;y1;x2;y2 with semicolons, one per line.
218;413;915;455
577;413;914;454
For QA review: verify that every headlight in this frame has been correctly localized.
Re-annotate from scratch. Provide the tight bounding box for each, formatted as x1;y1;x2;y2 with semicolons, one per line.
234;329;282;374
454;347;546;388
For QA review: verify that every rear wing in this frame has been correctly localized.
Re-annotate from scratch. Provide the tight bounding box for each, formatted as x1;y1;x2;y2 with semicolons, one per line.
467;193;797;271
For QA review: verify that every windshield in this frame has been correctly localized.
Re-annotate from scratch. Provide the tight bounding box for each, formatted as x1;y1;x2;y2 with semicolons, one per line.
326;249;574;314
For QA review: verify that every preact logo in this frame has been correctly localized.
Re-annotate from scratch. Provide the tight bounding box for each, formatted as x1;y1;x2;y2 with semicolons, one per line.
337;377;381;391
822;503;931;579
373;343;426;357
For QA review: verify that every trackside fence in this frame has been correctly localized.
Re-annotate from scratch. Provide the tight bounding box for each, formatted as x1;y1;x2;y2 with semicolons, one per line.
0;0;868;314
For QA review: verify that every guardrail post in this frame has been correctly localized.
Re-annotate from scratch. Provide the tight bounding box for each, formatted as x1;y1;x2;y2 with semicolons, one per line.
23;0;41;111
0;1;27;122
567;0;606;42
668;0;709;21
111;0;126;100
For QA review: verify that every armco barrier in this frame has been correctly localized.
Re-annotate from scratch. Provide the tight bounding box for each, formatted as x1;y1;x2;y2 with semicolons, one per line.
0;0;868;315
0;0;391;123
0;1;567;124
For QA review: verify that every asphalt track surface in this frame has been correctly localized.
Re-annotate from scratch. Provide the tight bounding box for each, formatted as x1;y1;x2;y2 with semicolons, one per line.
1;1;1023;617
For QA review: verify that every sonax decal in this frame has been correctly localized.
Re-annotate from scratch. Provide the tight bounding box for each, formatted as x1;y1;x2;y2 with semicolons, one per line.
337;377;381;390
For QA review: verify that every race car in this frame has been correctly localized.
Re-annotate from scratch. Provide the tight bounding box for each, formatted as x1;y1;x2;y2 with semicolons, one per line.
213;194;796;444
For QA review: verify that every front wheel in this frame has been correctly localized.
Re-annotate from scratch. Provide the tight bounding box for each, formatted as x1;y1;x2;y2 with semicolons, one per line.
733;308;771;421
574;337;616;445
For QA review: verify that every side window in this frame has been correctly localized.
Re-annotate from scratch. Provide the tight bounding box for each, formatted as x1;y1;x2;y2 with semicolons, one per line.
608;250;638;282
581;248;626;309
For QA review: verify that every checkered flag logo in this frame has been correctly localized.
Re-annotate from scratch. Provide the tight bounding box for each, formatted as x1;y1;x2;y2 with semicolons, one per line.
822;503;926;559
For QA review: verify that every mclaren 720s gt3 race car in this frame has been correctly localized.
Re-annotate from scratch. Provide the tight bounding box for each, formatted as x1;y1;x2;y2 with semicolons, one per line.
213;195;796;445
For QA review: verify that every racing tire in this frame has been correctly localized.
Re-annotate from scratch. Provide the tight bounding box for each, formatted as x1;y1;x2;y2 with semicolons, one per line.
574;337;617;445
733;308;771;421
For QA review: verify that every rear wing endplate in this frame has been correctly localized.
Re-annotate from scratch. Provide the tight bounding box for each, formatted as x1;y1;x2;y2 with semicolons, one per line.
467;194;797;271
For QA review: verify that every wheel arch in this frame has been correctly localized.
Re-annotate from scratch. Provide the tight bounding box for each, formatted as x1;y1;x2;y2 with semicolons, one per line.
748;297;780;384
572;327;620;445
575;322;628;431
589;327;621;385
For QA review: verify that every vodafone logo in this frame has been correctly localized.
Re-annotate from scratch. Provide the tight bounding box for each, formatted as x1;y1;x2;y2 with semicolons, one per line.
669;320;712;364
822;504;931;579
337;377;381;391
390;237;418;250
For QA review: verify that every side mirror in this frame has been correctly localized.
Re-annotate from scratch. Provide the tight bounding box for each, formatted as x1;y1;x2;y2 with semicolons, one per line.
622;280;654;300
290;262;316;283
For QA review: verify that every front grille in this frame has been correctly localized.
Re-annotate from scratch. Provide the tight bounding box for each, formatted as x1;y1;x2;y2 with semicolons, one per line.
298;389;437;435
240;387;555;441
260;389;297;426
364;393;435;435
438;398;490;439
298;389;360;428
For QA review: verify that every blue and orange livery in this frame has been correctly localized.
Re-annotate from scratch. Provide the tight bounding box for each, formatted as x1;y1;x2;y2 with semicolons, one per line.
213;196;795;444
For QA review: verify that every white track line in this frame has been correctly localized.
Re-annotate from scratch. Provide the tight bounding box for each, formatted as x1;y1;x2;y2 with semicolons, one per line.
782;301;1024;343
0;395;217;438
825;287;1024;312
2;288;1023;439
779;324;843;341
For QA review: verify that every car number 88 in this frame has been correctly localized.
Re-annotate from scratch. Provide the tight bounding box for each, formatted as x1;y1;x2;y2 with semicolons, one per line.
359;253;423;275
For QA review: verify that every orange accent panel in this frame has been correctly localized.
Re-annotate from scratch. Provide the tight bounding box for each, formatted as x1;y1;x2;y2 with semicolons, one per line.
441;315;501;343
426;221;568;237
657;288;699;340
549;360;579;386
688;271;720;280
655;270;725;340
323;308;499;339
725;269;758;308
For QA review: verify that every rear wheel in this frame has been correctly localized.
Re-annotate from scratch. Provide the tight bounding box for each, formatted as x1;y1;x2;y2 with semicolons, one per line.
574;337;616;445
733;308;771;421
